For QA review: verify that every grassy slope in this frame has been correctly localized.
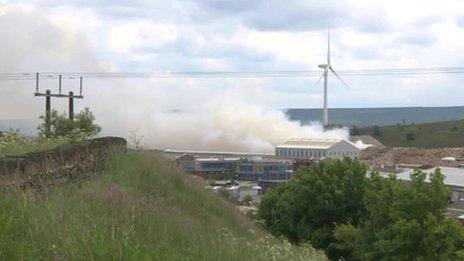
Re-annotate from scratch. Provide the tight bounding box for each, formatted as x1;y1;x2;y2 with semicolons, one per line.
357;119;464;148
0;153;325;260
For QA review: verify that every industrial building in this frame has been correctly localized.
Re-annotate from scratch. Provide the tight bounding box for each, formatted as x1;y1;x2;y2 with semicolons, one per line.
275;138;360;160
236;158;292;180
175;154;292;180
386;167;464;203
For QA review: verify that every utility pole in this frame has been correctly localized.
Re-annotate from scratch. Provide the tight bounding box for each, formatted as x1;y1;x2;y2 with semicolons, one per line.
45;90;51;138
35;73;39;93
69;91;74;121
34;73;84;137
79;77;83;96
59;75;62;94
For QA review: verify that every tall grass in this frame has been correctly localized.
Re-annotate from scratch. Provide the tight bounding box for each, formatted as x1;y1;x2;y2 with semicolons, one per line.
0;153;325;260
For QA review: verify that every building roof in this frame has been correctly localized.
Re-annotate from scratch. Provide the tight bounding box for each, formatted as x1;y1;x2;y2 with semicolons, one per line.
388;167;464;188
275;138;356;150
164;149;273;156
196;157;241;162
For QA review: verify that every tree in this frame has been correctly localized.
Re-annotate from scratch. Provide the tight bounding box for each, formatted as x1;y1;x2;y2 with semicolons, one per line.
371;126;381;136
351;126;360;136
38;107;101;141
258;160;464;260
258;158;368;259
405;132;416;141
337;169;464;260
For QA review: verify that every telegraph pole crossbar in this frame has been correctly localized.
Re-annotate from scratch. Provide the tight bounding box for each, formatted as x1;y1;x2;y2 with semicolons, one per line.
34;92;83;99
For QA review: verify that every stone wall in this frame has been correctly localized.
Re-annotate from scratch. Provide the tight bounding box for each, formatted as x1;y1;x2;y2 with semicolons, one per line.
0;137;127;190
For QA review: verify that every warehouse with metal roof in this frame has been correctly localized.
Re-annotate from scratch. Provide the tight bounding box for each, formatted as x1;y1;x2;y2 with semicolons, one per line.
275;138;360;160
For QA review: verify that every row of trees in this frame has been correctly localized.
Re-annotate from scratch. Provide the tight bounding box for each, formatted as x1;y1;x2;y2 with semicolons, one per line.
257;158;464;260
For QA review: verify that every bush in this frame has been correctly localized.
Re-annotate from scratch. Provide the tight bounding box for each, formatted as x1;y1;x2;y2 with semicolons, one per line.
405;132;416;141
371;125;381;136
242;194;253;205
0;128;24;146
350;126;360;135
38;107;101;141
218;187;231;199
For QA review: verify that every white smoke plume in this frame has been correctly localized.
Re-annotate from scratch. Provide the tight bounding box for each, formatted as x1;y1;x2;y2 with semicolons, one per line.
97;97;349;153
353;140;373;150
0;3;349;153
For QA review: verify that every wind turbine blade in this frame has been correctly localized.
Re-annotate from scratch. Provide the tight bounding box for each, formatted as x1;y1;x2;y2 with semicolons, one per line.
327;28;331;65
316;66;330;84
329;66;349;88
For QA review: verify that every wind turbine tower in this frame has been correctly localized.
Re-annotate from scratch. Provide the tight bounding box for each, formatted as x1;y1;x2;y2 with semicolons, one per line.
317;29;348;128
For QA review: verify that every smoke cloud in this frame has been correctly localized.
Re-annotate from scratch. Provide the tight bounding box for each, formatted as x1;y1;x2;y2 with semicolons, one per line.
0;3;349;153
97;97;349;152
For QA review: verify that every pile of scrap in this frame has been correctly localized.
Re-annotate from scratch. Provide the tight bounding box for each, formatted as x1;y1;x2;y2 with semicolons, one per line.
360;146;464;168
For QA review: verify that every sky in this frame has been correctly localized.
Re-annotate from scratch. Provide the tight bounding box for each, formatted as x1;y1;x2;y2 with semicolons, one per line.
1;0;464;150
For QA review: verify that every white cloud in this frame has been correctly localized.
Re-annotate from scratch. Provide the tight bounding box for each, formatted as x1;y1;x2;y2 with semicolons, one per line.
2;0;464;133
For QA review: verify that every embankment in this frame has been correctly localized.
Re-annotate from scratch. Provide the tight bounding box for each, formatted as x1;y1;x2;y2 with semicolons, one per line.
0;137;127;190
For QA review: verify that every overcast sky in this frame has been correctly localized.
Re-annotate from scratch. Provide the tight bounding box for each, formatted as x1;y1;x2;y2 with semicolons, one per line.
2;0;464;112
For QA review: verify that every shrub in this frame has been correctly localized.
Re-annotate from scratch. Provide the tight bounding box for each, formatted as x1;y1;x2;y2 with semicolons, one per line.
218;187;231;199
0;128;24;146
371;125;381;136
350;126;360;135
405;132;416;141
38;107;101;141
242;194;253;204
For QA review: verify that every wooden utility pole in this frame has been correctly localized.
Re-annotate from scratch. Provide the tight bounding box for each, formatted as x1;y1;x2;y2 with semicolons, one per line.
79;77;83;96
59;75;62;94
69;91;74;121
45;90;51;138
34;73;84;137
35;73;39;93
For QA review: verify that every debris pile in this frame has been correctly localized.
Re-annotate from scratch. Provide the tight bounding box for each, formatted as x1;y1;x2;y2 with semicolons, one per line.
360;146;464;168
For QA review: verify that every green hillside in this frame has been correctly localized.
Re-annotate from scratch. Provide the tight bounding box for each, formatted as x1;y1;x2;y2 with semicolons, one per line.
355;119;464;148
0;152;324;260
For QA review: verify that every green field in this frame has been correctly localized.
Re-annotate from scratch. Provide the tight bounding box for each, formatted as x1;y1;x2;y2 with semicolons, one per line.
0;152;324;260
355;119;464;148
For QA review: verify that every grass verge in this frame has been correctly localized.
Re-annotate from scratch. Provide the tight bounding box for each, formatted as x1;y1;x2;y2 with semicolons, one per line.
0;152;325;260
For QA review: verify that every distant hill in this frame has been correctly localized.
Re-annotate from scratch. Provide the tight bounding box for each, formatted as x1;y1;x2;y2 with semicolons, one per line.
286;106;464;127
356;119;464;148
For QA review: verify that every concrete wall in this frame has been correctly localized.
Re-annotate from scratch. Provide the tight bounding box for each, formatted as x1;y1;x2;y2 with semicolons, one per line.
0;137;127;190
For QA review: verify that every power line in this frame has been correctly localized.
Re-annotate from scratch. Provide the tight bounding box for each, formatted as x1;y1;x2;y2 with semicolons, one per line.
1;67;464;81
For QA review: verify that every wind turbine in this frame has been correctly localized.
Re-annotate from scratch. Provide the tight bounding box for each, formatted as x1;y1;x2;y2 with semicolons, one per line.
317;29;349;128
